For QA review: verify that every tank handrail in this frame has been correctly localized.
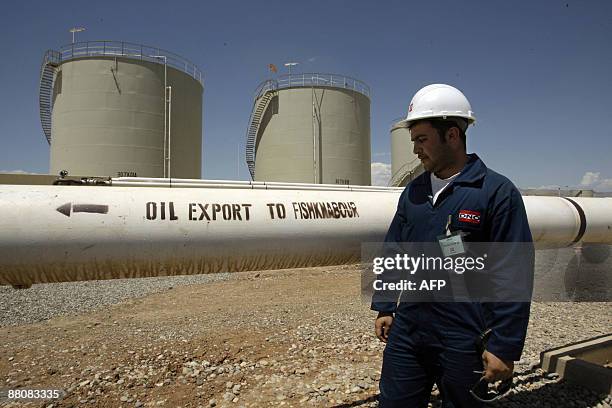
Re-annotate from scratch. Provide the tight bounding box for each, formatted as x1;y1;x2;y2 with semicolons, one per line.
253;79;279;100
253;73;370;100
40;50;61;73
55;41;203;84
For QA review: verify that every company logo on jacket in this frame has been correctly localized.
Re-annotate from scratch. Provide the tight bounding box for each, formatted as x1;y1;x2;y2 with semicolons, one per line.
458;210;481;224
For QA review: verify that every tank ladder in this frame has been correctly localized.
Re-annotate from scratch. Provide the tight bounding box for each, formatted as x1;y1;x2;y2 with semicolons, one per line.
245;89;276;180
39;50;61;145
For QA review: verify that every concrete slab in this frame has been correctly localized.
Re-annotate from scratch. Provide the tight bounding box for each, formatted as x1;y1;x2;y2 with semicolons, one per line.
540;334;612;395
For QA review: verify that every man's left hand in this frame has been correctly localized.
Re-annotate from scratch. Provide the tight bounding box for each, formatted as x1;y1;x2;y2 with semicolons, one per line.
481;350;514;382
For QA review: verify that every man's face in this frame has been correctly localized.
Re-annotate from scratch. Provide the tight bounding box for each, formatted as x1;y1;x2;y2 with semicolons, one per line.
410;122;453;173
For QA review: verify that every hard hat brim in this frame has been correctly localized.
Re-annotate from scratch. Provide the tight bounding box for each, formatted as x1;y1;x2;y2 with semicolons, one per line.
402;114;476;128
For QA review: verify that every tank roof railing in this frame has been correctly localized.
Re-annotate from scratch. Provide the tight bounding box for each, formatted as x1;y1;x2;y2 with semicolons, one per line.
55;41;203;84
253;73;370;100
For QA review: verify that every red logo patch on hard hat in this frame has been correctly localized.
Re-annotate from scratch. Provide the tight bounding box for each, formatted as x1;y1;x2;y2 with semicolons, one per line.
458;210;481;224
408;103;413;112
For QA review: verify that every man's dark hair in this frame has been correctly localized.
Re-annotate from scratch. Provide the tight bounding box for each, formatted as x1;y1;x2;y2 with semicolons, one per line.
409;118;467;149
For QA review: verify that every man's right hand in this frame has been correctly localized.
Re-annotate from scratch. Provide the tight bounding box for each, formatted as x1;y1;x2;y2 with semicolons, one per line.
375;312;394;343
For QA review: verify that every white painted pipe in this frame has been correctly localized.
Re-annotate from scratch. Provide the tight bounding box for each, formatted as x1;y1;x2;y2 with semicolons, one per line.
0;181;610;287
571;197;612;243
523;196;582;247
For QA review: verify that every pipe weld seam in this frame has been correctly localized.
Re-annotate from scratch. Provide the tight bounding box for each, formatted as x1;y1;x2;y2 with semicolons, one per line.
562;197;587;245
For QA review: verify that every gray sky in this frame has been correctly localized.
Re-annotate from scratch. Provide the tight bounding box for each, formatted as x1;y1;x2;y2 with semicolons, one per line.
1;0;610;190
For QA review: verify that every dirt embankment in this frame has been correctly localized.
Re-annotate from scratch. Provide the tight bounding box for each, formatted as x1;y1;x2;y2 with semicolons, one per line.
1;266;610;408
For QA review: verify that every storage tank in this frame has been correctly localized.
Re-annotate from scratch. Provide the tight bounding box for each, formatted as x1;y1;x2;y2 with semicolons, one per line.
389;118;423;187
246;73;371;185
40;41;203;178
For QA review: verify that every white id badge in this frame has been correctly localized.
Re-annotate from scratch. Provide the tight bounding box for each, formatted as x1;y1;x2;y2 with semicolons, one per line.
437;232;466;257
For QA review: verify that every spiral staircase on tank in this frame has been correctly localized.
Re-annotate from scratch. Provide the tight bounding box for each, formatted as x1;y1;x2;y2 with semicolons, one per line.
39;50;61;145
245;81;278;180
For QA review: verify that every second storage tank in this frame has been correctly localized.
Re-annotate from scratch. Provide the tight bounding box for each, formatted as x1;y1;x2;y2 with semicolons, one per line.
246;73;371;185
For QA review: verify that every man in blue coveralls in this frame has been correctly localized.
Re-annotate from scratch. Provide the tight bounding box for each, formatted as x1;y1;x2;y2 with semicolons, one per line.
372;84;533;407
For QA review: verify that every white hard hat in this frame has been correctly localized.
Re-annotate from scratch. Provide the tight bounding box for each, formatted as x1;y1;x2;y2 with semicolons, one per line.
403;84;476;127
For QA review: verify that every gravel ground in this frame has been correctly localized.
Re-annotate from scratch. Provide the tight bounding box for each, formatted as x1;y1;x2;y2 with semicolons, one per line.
0;273;231;327
0;266;610;408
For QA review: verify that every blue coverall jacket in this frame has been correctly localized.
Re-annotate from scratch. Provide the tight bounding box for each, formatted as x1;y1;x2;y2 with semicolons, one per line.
371;153;534;362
